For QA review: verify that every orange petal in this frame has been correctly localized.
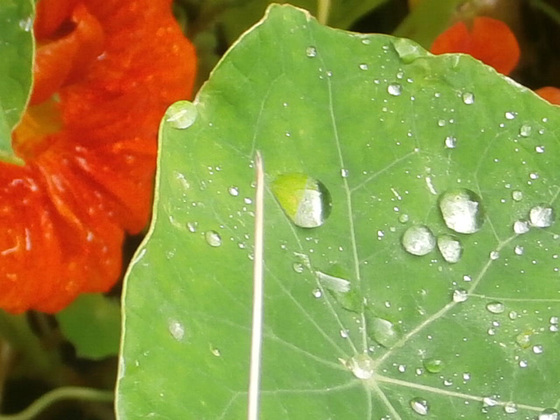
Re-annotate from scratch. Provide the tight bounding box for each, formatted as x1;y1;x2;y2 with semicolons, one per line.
431;16;520;75
535;87;560;105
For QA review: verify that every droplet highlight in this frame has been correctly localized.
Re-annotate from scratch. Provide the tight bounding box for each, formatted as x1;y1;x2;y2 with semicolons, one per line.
205;230;222;247
437;234;462;263
529;204;554;228
402;225;436;256
387;83;402;96
165;101;197;129
410;397;429;416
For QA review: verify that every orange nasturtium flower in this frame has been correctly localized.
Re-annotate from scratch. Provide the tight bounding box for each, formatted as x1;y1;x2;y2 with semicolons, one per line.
1;0;196;313
431;16;520;76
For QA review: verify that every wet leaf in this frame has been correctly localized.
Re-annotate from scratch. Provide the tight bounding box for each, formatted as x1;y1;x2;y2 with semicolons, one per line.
0;0;34;164
118;5;560;418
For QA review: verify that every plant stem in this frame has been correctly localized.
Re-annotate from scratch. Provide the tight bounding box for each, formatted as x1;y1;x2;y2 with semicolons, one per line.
530;0;560;25
317;0;331;25
0;387;114;420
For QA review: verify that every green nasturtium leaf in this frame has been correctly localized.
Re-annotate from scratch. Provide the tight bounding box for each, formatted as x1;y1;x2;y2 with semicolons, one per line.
56;294;121;360
118;4;560;419
0;0;34;164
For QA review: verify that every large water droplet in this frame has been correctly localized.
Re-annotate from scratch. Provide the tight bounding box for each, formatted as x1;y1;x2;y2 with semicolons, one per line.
410;397;429;416
486;301;505;314
439;189;484;234
165;100;197;129
315;269;361;312
529;204;555;228
437;234;462;263
513;220;530;234
462;92;475;105
453;288;468;303
387;83;402;96
272;173;332;228
346;353;374;379
539;408;559;420
366;314;401;348
402;225;435;256
205;230;222;247
423;358;444;373
393;38;424;63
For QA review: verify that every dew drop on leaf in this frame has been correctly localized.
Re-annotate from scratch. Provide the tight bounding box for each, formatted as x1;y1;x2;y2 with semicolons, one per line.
228;186;239;196
512;190;523;201
444;136;457;149
187;222;197;233
387;83;402;96
292;262;304;273
366;315;401;348
513;220;530;234
437;234;462;263
462;92;475;105
519;123;532;137
504;402;518;414
272;173;332;228
486;301;505;314
393;38;423;64
205;230;222;247
452;288;468;303
168;320;185;341
423;358;444;373
515;330;533;349
346;353;374;379
438;189;484;234
409;397;429;416
539;408;559;420
306;46;317;57
165;100;197;129
529;204;555;228
402;225;435;256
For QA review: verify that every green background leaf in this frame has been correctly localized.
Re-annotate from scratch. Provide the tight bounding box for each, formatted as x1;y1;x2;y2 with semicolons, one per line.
118;4;560;418
0;0;34;164
56;294;121;361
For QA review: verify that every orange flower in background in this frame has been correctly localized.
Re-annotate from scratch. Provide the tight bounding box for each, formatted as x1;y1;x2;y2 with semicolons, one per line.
1;0;196;313
535;87;560;105
431;16;520;75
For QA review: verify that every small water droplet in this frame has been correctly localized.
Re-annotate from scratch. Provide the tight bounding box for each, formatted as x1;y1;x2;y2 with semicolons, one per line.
536;145;545;153
228;186;239;196
168;320;185;341
423;358;444;373
439;189;484;234
483;397;498;407
486;301;505;314
539;408;559;420
398;214;409;224
402;225;435;256
437;234;462;263
519;124;532;137
532;344;544;354
512;190;523;201
187;222;198;233
359;63;368;70
453;288;468;303
444;136;457;149
346;353;374;379
529;204;555;228
490;250;500;260
513;220;530;234
165;101;197;129
311;288;322;298
514;245;524;255
292;262;304;273
515;330;533;348
210;346;221;357
205;230;222;247
505;111;517;120
19;17;32;32
340;168;349;178
504;402;518;414
306;46;317;57
410;397;429;416
387;83;402;96
462;92;475;104
272;173;332;229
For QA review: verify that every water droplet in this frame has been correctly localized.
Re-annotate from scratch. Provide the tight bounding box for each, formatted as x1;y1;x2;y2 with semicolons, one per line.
439;189;484;234
165;100;197;129
539;408;559;420
483;397;498;407
490;250;500;260
410;397;429;416
210;346;221;357
292;262;304;273
168;320;185;341
402;225;435;256
437;234;462;263
346;353;374;379
513;220;530;234
532;344;544;354
393;38;424;63
187;222;198;233
19;17;32;32
486;301;505;314
311;288;322;298
504;402;518;414
453;288;468;303
514;245;524;255
512;190;523;201
515;330;533;348
529;204;555;228
359;63;368;70
505;111;517;120
228;186;239;196
423;358;444;373
306;46;317;57
272;173;332;228
205;230;222;247
315;271;350;293
444;136;457;149
398;214;409;224
340;168;349;178
519;124;532;137
387;83;402;96
536;145;545;153
462;92;475;104
366;315;401;348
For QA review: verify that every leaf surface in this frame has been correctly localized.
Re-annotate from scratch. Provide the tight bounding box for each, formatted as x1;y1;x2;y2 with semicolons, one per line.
0;0;34;164
118;5;560;419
